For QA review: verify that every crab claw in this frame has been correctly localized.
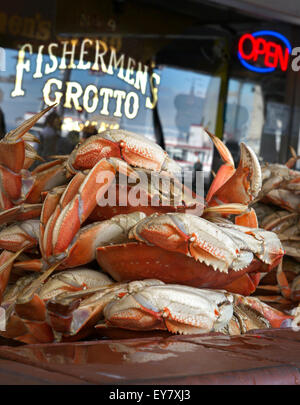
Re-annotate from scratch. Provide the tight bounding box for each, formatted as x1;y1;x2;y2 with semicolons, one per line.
14;268;113;323
47;281;127;337
206;131;262;207
233;294;293;329
285;146;300;169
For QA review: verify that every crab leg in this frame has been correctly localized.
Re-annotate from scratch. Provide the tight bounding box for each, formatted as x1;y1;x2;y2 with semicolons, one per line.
13;258;46;273
0;105;54;173
276;260;292;300
23;142;43;170
0;203;42;226
47;281;127;337
0;105;56;209
23;159;68;204
60;212;146;269
0;250;16;302
40;160;133;263
0;220;40;251
0;273;54;343
50;159;116;259
39;185;66;258
41;174;86;258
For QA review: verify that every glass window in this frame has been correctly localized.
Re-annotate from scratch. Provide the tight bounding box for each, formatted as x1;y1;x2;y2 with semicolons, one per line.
224;78;265;158
157;66;220;181
0;41;223;186
223;22;295;166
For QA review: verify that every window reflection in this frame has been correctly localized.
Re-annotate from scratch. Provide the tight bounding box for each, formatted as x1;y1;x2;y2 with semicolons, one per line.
158;66;220;183
224;79;264;158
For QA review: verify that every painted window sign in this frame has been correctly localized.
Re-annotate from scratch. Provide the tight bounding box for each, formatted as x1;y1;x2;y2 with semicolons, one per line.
238;30;292;73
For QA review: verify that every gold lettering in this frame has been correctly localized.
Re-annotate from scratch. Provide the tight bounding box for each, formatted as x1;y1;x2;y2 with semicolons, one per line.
21;17;35;38
83;84;98;113
92;40;107;72
134;62;148;95
8;15;22;36
33;45;44;78
59;40;78;70
145;72;160;109
113;90;126;117
77;38;93;70
124;57;136;85
124;92;139;119
107;47;125;79
11;43;32;97
64;81;83;110
45;43;58;75
99;87;113;115
43;78;63;105
36;18;51;41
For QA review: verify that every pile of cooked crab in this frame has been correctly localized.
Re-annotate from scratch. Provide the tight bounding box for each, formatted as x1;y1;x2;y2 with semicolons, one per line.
0;105;297;345
249;148;300;322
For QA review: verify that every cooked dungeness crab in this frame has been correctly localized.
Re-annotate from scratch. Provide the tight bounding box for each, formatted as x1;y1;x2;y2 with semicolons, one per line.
0;270;292;344
0;106;266;286
255;147;300;212
249;203;300;309
96;213;284;296
0;106;288;345
0;210;283;298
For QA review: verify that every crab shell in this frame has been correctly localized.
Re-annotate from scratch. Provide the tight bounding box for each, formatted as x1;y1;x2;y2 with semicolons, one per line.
101;283;234;335
67;129;181;176
46;280;234;338
96;213;284;295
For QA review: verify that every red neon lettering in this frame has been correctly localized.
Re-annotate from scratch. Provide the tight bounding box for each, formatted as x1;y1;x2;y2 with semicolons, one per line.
253;38;267;61
239;32;290;71
238;33;256;60
277;46;289;71
264;41;279;68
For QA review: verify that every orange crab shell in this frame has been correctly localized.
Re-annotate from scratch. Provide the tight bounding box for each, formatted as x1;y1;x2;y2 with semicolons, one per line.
95;242;275;293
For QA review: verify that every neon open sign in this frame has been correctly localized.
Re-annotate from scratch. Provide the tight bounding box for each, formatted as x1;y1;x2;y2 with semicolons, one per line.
238;30;292;73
